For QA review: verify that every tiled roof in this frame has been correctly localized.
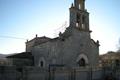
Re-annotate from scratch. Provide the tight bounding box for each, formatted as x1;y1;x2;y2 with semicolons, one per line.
6;52;33;59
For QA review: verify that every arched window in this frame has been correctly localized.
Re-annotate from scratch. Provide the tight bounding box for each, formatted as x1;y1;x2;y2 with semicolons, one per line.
79;4;81;9
76;23;79;27
77;14;80;22
40;61;43;67
82;16;85;24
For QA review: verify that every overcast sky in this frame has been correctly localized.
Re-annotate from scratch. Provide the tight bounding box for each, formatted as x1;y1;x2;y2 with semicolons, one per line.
0;0;120;54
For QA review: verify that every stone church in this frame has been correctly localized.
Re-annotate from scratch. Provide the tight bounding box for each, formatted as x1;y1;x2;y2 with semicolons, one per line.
4;1;120;80
7;0;100;68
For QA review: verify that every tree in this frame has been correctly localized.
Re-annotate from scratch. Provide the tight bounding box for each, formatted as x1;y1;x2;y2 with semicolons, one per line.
117;39;120;52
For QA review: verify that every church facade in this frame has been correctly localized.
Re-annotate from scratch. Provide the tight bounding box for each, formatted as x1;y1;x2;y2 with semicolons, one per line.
25;0;99;68
3;0;120;80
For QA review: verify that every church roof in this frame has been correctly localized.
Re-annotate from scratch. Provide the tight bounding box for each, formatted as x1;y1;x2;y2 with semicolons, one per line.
26;36;52;47
6;52;33;59
26;36;51;43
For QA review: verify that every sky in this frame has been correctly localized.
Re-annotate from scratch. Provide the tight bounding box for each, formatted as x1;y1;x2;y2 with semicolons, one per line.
0;0;120;54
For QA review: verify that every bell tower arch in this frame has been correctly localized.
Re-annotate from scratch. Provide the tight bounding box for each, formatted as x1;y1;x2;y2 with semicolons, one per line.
69;0;90;32
74;0;85;10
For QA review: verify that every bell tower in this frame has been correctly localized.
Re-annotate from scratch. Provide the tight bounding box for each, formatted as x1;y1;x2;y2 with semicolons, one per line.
69;0;90;32
74;0;85;10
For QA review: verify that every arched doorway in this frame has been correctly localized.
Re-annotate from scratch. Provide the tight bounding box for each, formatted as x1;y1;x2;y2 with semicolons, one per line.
78;58;86;66
38;57;45;67
76;54;89;67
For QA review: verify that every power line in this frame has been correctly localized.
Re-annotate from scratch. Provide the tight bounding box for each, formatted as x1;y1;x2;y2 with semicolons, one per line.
53;21;68;37
0;35;26;40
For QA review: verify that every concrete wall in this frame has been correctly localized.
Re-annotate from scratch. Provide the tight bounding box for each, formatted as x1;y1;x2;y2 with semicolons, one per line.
0;66;20;80
24;67;48;80
116;70;120;80
3;66;120;80
0;66;108;80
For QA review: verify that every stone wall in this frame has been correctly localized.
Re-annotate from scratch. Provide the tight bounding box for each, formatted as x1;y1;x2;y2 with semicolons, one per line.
0;66;19;80
0;66;108;80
